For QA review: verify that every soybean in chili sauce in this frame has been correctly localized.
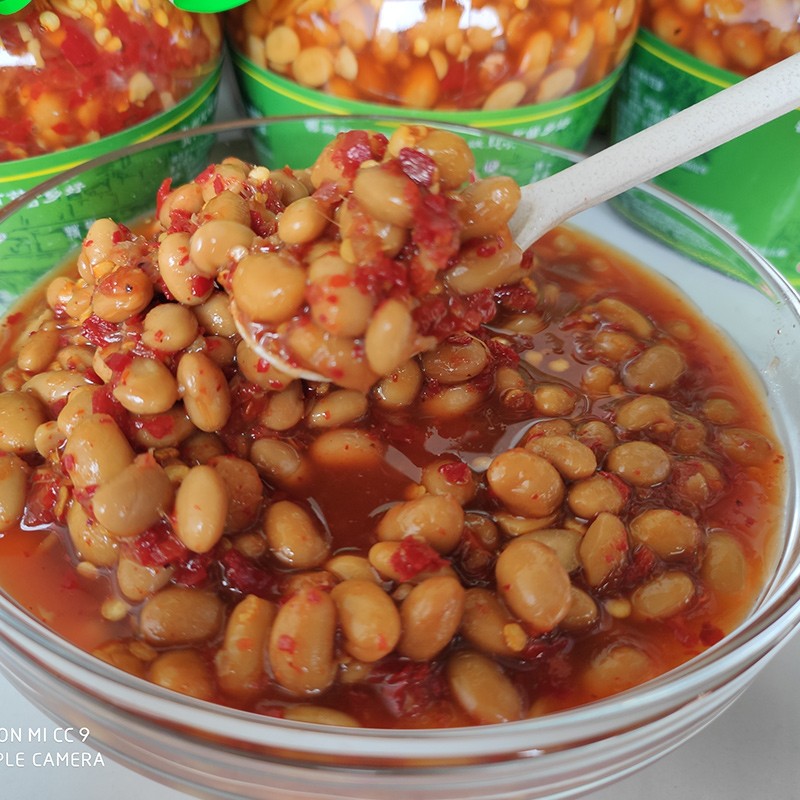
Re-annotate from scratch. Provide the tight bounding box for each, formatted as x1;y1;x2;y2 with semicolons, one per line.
0;209;784;728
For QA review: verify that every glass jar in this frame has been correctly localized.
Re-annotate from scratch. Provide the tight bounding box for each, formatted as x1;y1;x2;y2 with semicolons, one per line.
643;0;799;76
609;1;800;279
226;0;642;151
0;0;224;289
228;0;641;110
0;0;223;162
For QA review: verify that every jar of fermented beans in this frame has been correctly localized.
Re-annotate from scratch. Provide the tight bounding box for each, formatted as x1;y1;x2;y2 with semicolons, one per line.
609;0;800;280
0;0;223;300
0;0;222;164
226;0;643;151
644;0;799;75
0;0;223;212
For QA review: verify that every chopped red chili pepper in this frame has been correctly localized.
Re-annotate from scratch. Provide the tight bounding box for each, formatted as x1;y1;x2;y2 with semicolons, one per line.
220;549;276;599
613;545;658;592
388;536;449;581
495;282;539;313
135;413;176;440
59;20;97;69
131;522;188;569
172;551;215;587
81;315;123;347
20;468;66;530
368;657;448;718
190;275;215;297
397;147;437;187
330;130;386;178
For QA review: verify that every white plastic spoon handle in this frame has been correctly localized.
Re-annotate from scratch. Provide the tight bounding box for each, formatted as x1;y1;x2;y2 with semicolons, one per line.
511;52;800;251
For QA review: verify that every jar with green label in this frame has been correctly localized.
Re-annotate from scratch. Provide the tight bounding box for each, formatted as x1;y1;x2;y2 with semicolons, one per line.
226;0;643;155
610;0;800;281
644;0;799;75
0;0;224;290
1;0;223;162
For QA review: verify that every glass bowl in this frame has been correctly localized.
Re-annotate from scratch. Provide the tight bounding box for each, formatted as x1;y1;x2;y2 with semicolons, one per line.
1;116;800;800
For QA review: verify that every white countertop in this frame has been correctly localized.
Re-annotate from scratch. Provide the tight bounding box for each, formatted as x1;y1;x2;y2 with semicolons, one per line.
2;62;800;800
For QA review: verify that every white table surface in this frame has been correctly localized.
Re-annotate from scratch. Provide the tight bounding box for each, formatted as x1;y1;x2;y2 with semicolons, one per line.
3;61;800;800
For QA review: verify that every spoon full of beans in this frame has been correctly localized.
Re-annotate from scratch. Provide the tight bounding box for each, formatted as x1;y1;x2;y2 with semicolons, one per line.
509;51;800;251
230;53;800;390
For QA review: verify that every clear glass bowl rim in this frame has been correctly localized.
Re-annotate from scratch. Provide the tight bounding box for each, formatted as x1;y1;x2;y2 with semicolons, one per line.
2;114;800;765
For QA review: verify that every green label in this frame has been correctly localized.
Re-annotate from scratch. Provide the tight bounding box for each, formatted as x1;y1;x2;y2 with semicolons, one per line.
610;30;800;283
170;0;248;10
0;0;32;12
230;48;621;161
0;66;221;314
1;0;241;11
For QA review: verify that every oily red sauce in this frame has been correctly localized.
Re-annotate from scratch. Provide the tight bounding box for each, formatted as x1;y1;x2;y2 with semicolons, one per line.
0;225;784;729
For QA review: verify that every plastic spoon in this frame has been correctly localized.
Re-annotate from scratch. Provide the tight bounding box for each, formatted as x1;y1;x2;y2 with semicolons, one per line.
509;51;800;251
236;53;800;382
